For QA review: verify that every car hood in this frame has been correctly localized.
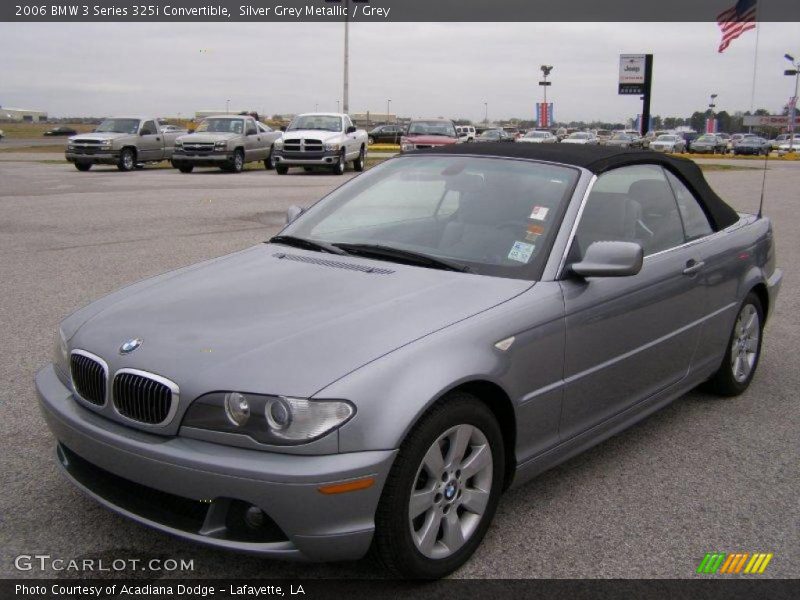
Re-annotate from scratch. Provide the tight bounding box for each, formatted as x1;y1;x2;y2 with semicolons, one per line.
562;138;589;144
177;132;239;143
68;245;531;401
69;132;128;142
281;129;342;142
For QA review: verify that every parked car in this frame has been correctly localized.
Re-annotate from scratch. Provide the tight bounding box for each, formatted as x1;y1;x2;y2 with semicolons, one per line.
172;115;282;174
368;124;406;145
733;136;770;156
273;113;367;175
680;132;700;148
37;143;781;579
649;134;686;153
66;117;181;172
776;134;800;155
160;124;187;134
594;129;612;144
517;130;557;144
400;119;460;152
474;129;515;143
555;127;569;141
605;133;641;149
768;133;794;151
561;132;598;145
456;126;476;142
44;126;78;137
688;134;726;154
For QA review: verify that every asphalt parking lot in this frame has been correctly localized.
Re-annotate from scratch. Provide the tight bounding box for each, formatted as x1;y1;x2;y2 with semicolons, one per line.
0;157;797;579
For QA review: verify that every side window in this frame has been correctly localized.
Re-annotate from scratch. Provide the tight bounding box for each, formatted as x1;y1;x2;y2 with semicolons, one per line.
246;121;257;136
664;170;714;241
573;164;685;258
343;116;353;131
141;120;157;135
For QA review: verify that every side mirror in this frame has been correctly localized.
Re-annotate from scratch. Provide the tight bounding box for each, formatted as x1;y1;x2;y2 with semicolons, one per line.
286;205;305;225
280;126;287;132
188;128;195;133
346;125;357;134
570;241;643;278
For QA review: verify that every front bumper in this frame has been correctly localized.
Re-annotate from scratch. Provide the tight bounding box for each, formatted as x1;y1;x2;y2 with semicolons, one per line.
272;150;339;166
171;151;234;167
36;365;395;561
65;151;119;165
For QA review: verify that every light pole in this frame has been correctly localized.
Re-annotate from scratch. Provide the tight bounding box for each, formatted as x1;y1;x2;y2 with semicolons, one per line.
387;99;391;124
225;99;230;114
336;100;341;113
343;0;350;114
785;54;799;151
483;101;488;125
708;93;718;133
539;65;553;127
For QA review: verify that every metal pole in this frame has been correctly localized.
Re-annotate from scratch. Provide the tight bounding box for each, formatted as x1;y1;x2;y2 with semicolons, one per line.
791;68;799;151
343;0;349;114
484;102;488;124
387;99;391;123
639;55;653;137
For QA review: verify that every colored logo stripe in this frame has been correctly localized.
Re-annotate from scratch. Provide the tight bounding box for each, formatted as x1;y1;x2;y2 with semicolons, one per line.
697;552;773;574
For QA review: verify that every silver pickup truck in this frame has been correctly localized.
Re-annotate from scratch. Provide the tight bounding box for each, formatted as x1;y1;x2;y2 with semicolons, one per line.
273;113;368;175
66;117;181;172
171;115;282;173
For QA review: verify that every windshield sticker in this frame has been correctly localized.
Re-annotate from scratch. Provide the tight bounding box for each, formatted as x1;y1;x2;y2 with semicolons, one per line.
508;241;535;263
530;206;549;221
525;224;545;242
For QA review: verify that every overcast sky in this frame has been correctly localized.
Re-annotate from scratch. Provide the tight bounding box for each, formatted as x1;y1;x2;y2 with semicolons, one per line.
1;21;799;122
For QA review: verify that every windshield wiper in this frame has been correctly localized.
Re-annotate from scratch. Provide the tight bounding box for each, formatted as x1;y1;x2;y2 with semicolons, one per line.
333;243;469;272
269;235;348;255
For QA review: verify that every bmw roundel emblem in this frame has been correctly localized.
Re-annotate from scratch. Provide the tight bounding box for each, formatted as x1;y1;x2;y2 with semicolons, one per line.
119;338;143;355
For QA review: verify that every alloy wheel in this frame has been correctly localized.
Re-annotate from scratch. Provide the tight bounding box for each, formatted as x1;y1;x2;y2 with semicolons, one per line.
731;303;760;383
408;424;493;560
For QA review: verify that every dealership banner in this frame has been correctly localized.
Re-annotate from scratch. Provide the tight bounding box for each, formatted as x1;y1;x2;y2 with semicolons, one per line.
536;102;554;128
4;0;800;22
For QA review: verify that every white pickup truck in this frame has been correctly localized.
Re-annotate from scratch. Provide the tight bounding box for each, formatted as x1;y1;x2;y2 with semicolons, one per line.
273;113;368;175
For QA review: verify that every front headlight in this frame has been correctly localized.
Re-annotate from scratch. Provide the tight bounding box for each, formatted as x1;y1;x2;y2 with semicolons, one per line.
274;139;284;149
174;140;183;148
100;140;112;148
67;144;75;150
182;392;355;445
401;142;415;152
214;141;228;151
53;327;69;384
324;142;341;152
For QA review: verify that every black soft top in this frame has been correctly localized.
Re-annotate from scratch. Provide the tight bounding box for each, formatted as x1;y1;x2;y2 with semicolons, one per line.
412;143;740;230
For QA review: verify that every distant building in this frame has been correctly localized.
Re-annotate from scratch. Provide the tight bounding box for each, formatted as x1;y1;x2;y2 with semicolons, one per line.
351;112;397;127
0;106;48;122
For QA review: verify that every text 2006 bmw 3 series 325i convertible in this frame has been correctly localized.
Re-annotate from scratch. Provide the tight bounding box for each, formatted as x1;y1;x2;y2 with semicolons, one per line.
37;143;782;578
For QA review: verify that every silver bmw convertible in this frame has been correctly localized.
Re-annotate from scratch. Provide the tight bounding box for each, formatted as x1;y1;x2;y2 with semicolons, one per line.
37;143;782;578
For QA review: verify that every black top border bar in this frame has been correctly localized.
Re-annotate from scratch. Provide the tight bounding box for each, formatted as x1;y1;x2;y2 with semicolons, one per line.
4;0;800;22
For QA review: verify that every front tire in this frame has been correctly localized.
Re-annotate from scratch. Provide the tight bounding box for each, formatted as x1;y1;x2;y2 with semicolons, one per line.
276;164;289;175
74;162;92;172
703;292;764;396
228;149;244;173
178;164;194;173
353;146;365;172
117;148;136;171
332;149;346;175
371;392;504;578
264;147;275;170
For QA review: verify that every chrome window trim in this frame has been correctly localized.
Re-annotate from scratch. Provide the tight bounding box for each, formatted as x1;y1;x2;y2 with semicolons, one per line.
111;368;181;427
556;174;597;279
69;349;109;409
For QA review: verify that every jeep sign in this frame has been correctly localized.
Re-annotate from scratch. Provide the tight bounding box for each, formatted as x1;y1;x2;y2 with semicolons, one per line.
619;54;646;95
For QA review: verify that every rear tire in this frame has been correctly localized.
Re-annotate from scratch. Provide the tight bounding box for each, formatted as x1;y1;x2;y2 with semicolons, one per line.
117;148;136;171
702;292;764;396
370;392;504;579
74;162;92;172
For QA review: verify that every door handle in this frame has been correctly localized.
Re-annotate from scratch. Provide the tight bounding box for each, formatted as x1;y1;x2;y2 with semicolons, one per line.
682;260;705;276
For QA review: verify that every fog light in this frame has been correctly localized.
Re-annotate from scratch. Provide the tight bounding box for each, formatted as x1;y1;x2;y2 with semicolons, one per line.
265;398;291;430
244;505;266;528
224;392;250;426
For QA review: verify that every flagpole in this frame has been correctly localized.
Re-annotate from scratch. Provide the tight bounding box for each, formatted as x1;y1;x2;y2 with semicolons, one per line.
749;0;762;117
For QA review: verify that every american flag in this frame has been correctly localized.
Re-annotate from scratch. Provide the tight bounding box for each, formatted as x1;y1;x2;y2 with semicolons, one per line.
717;0;758;53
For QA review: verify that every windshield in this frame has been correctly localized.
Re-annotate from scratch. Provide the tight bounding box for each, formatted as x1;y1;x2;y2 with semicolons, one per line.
280;156;579;279
407;121;457;137
568;133;589;139
526;132;547;138
288;115;342;132
697;135;716;142
479;130;502;139
95;119;140;134
196;118;244;134
657;135;678;141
